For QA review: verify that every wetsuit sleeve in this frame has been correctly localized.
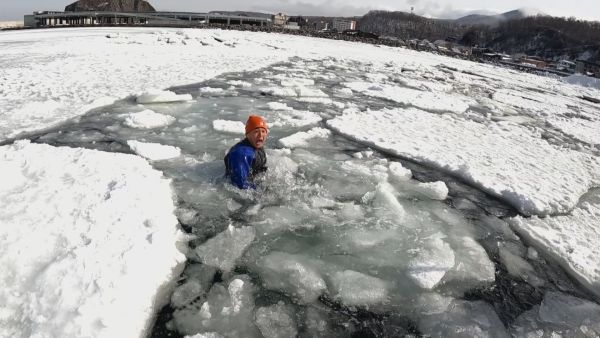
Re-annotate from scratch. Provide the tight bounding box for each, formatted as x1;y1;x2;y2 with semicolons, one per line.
226;148;256;189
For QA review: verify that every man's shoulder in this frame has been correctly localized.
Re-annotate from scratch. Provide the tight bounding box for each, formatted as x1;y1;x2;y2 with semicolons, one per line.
228;140;255;157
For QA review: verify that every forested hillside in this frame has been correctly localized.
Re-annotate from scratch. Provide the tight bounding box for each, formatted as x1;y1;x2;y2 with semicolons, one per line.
358;11;600;62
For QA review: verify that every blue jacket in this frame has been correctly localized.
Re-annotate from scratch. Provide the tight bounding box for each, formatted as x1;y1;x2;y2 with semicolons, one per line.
224;139;267;189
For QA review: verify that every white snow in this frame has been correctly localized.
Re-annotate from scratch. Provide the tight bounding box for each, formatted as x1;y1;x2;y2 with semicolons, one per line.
509;189;600;298
212;120;245;135
136;89;192;104
123;109;176;129
278;127;331;148
127;140;181;161
328;107;600;216
0;141;185;338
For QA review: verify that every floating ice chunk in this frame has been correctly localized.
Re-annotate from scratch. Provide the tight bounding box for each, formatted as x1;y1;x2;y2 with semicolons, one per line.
330;270;389;306
127;140;181;161
212;120;245;135
418;300;508;338
341;159;388;182
136;89;192;104
261;87;298;97
296;97;334;105
509;194;600;297
539;292;600;326
255;303;298;338
388;162;412;181
194;225;256;272
296;86;329;98
267;102;293;111
185;333;225;338
441;236;495;289
416;181;449;200
269;110;322;128
280;78;315;87
200;87;225;94
373;182;406;221
413;293;454;315
256;252;327;303
173;275;258;338
311;196;336;208
337;87;353;95
511;291;600;337
498;246;544;287
526;247;539;260
337;203;365;222
172;280;204;308
407;235;455;289
123;109;176;129
227;80;252;88
279;128;331;148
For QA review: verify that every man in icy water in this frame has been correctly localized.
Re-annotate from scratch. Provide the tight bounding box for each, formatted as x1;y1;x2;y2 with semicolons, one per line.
224;115;268;189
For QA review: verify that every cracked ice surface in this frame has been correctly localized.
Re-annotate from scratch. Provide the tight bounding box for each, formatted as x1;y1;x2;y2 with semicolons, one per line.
328;108;600;216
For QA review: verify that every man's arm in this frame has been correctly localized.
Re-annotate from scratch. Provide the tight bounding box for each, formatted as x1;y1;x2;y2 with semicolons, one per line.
226;148;256;189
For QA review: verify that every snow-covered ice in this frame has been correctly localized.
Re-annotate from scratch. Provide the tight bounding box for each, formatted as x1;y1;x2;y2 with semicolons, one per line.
122;109;176;129
278;127;331;148
509;189;600;297
328;108;600;216
127;140;181;160
0;141;185;338
212;120;245;135
137;89;192;104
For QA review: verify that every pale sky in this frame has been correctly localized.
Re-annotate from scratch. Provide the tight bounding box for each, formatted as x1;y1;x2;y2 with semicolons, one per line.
2;0;600;22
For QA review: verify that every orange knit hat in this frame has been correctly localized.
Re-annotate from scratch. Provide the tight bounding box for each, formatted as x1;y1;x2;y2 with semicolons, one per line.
245;115;268;134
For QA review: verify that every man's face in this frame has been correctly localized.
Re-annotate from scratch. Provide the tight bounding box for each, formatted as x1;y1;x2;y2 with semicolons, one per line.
246;127;268;149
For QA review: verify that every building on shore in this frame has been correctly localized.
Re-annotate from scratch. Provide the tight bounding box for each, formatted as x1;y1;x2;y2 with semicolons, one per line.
24;11;272;28
576;60;600;78
331;19;356;32
272;13;287;26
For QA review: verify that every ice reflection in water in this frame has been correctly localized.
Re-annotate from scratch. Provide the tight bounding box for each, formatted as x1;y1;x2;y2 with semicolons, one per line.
29;57;592;337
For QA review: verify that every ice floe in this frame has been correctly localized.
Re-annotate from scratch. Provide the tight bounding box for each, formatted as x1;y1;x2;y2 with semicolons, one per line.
127;140;181;160
509;189;600;298
123;109;176;129
327;107;600;216
136;89;192;104
0;140;185;338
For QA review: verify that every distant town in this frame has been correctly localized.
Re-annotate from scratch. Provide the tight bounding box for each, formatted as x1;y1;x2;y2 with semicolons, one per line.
3;5;599;79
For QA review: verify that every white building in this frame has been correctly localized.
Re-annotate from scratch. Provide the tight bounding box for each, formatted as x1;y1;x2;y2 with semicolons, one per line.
331;19;356;32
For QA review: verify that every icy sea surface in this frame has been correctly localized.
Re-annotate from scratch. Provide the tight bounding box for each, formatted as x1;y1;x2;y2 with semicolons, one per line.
28;58;600;337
